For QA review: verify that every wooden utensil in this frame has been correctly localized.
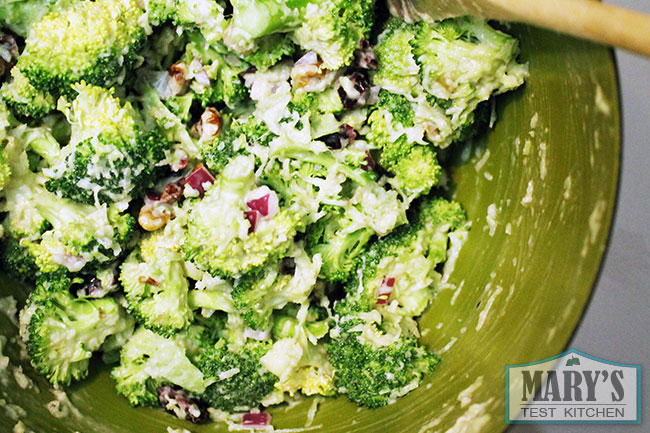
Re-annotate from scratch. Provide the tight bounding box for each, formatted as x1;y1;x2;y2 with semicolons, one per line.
388;0;650;57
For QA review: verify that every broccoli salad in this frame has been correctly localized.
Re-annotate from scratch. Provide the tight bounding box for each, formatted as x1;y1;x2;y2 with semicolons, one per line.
0;0;527;428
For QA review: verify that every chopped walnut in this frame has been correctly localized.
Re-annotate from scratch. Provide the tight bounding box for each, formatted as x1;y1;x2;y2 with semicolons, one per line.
191;107;222;141
138;200;173;231
168;62;189;96
291;51;332;92
0;35;18;78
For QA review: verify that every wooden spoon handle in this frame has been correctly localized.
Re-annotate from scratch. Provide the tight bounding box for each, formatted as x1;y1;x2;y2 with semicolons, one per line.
389;0;650;57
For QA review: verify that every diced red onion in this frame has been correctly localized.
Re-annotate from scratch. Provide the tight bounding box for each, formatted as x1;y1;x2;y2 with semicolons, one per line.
245;210;259;234
295;51;318;66
376;277;395;305
361;150;376;172
146;190;162;202
176;157;189;171
242;412;271;427
245;186;279;218
185;164;215;198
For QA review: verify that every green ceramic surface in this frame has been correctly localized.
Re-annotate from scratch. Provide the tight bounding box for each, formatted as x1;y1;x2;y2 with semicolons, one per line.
0;22;620;433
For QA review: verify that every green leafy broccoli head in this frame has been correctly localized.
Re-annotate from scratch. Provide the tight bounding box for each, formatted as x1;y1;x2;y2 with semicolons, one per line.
367;90;442;195
202;118;275;173
231;244;320;330
17;0;146;97
0;0;58;37
111;326;213;407
120;240;194;336
44;83;171;207
18;275;134;385
196;340;277;412
327;299;439;408
305;206;374;282
1;68;56;120
372;18;420;95
242;34;296;71
293;0;375;70
0;148;10;194
183;155;302;278
346;198;466;316
147;0;228;45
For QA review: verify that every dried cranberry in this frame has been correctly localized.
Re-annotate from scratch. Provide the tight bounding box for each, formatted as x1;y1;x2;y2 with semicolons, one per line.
355;39;378;70
322;124;357;149
361;150;377;172
338;71;371;109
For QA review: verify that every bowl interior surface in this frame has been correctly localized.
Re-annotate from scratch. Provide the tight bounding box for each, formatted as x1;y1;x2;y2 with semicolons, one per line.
0;24;620;433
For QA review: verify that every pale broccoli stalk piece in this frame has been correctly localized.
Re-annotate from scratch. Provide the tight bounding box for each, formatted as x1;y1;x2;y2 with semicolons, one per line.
111;327;213;407
366;90;441;195
120;239;194;336
183;155;303;278
195;339;278;412
187;272;236;315
44;83;171;208
0;103;11;192
346;198;467;316
327;298;438;408
231;243;321;330
225;0;310;53
18;274;134;385
9;123;61;168
0;0;58;37
1;68;56;120
261;304;334;397
16;0;147;98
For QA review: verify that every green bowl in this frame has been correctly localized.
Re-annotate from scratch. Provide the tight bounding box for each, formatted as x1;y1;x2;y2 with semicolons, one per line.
0;24;619;433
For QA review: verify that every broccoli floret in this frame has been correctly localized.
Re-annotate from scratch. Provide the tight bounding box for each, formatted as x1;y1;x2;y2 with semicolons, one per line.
372;17;527;148
44;83;171;207
226;0;373;69
231;244;320;330
16;0;146;98
243;34;296;71
1;235;40;282
453;100;491;144
183;155;302;278
292;0;375;69
261;305;334;397
137;81;199;159
202;117;275;173
1;135;136;275
18;273;134;385
181;32;251;109
372;18;420;95
305;206;374;282
120;238;193;336
147;0;228;45
346;198;466;316
327;299;438;408
366;90;442;195
0;0;58;37
196;340;277;411
1;68;56;120
111;326;213;407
